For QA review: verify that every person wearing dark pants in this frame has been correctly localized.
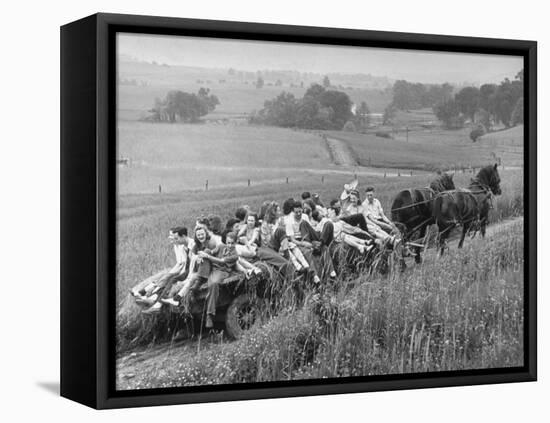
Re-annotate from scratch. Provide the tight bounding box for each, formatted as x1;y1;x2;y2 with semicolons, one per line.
197;240;239;328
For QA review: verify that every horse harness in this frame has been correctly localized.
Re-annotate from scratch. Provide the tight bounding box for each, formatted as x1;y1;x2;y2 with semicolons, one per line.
440;180;493;235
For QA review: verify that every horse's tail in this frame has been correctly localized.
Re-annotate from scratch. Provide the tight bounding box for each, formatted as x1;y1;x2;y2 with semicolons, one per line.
390;190;408;222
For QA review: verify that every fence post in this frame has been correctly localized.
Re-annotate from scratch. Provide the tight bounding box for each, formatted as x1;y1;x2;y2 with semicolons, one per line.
286;177;289;184
205;180;208;191
410;170;413;177
248;179;251;187
158;184;162;193
384;172;386;178
397;169;401;177
321;175;324;184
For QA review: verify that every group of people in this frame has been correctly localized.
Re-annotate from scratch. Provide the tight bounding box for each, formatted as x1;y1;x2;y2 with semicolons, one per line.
130;181;401;329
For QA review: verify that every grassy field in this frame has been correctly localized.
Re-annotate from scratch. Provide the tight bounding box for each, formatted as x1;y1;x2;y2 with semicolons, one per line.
116;167;524;353
117;218;524;389
326;125;524;171
117;119;523;193
117;122;336;193
115;65;526;386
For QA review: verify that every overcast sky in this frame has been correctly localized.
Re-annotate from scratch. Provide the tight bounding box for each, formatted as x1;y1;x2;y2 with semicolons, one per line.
118;33;523;84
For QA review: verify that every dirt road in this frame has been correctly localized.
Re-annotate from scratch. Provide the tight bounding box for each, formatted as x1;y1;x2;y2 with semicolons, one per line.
325;136;358;166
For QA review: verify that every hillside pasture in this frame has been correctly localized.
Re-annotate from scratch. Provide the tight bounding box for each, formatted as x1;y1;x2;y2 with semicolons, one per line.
116;167;523;353
117;59;393;121
117;218;524;389
327;124;524;171
117;122;337;193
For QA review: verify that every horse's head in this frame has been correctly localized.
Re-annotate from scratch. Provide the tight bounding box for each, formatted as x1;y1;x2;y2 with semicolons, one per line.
440;173;455;191
477;164;502;195
430;172;455;192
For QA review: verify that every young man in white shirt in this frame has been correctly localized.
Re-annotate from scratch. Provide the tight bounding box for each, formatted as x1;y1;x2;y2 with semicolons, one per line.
135;226;194;314
362;186;398;235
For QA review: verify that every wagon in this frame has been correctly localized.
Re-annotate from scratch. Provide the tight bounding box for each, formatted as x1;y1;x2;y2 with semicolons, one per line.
177;263;274;339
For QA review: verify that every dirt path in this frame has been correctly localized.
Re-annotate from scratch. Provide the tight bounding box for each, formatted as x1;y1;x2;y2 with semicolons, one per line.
324;136;358;166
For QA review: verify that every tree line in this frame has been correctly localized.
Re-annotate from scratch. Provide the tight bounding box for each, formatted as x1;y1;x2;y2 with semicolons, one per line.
249;83;355;130
384;71;524;134
434;70;523;133
144;88;220;123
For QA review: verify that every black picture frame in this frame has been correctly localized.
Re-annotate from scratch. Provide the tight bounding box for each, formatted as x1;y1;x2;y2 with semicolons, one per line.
60;12;537;409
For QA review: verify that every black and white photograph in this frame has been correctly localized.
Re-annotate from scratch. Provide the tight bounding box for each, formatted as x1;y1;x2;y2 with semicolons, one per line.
115;32;526;391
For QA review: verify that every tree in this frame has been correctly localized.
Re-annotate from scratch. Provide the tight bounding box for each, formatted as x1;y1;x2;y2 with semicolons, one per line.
470;124;486;142
516;69;524;83
259;92;298;127
475;108;492;130
354;101;371;132
343;120;357;132
198;87;220;112
318;90;353;129
455;86;480;123
479;83;498;117
256;76;264;89
304;83;326;99
492;77;522;127
383;104;396;125
252;83;352;130
146;88;219;123
511;97;524;126
433;99;464;129
322;75;331;88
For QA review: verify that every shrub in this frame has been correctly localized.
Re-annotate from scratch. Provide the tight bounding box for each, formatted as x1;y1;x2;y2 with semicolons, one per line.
343;120;357;132
470;124;486;142
375;130;392;139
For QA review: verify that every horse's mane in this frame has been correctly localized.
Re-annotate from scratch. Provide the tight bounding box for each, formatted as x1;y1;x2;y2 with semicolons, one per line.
429;173;454;192
473;165;498;188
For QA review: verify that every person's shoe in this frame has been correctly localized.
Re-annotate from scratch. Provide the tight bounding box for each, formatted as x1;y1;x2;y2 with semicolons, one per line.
329;270;337;278
142;302;162;315
161;297;180;307
205;314;214;328
358;245;366;254
253;267;262;275
313;275;321;284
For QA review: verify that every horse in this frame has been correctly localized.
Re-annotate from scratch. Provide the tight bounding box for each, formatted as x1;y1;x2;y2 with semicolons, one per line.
390;172;455;263
433;164;502;255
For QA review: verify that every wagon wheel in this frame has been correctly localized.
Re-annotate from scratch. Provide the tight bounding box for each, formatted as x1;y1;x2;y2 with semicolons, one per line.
225;294;261;339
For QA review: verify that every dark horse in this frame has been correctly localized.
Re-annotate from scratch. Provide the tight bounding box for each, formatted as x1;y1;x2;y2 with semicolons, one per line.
391;172;455;263
433;164;502;254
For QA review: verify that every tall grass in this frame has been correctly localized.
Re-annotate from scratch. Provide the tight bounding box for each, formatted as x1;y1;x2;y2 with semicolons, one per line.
117;220;523;390
116;168;524;354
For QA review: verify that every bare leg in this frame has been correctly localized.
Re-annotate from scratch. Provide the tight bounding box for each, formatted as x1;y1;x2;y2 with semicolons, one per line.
342;234;366;254
290;245;309;269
